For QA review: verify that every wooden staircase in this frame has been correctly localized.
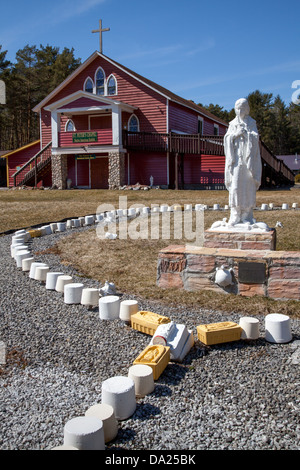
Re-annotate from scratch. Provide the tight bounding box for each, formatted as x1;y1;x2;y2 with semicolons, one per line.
12;142;52;187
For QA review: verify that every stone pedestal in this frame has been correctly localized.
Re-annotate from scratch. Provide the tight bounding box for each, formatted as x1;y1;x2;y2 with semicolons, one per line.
157;245;300;301
204;228;276;251
108;151;125;189
51;154;68;189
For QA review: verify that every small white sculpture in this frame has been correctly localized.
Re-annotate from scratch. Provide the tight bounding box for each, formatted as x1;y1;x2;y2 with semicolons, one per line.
150;175;154;188
275;221;283;228
224;98;262;226
214;265;233;287
99;281;117;296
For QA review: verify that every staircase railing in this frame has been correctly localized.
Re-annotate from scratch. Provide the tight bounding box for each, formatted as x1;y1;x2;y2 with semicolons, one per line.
12;141;52;187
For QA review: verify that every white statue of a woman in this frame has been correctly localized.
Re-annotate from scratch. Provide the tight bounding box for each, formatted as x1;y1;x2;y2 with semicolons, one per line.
224;98;262;226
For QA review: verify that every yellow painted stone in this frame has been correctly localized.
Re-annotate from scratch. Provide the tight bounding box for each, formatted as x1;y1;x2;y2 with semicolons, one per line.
197;321;242;345
130;311;171;336
133;345;170;380
28;229;42;238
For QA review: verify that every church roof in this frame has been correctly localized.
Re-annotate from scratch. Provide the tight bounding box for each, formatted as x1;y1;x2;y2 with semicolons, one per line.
33;51;228;127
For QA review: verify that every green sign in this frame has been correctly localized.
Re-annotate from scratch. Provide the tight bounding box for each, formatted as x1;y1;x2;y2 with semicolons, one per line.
72;132;98;143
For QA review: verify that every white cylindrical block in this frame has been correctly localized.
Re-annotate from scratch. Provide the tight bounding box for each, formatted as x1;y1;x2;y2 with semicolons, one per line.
85;404;118;443
96;214;104;223
239;317;260;340
11;240;26;257
142;207;150;215
213;204;220;210
282;203;289;210
269;203;274;209
265;313;292;344
66;220;73;229
119;299;139;323
15;250;31;268
63;416;105;450
56;222;66;232
184;204;192;211
29;262;48;279
81;288;99;307
128;208;136;216
292;202;298;209
72;219;81;228
160;205;169;212
46;272;64;290
101;376;136;420
34;266;50;282
78;217;85;227
13;245;29;259
152;206;160;213
64;283;84;304
261;204;268;211
195;204;204;211
224;204;229;210
128;365;155;398
85;215;94;226
55;275;73;293
22;257;34;272
99;295;120;320
41;225;52;235
50;223;57;233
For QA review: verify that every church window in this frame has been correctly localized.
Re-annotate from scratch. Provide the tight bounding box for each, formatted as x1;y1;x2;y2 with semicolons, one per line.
128;115;139;132
95;68;105;95
65;119;75;132
107;75;117;95
84;77;94;94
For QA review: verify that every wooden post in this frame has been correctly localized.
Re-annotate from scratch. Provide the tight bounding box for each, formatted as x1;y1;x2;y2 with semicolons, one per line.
35;156;37;187
175;153;178;190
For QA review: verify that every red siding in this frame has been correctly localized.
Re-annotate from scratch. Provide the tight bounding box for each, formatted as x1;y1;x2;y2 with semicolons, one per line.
129;152;168;186
199;154;225;184
7;142;41;187
169;102;198;134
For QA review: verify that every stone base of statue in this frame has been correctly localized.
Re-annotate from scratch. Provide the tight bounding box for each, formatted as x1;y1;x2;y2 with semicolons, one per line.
204;221;276;251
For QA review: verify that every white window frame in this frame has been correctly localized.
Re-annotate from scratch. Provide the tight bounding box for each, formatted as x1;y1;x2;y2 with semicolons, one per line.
95;67;106;96
65;119;76;132
198;117;204;135
128;114;140;132
107;74;117;95
84;76;94;94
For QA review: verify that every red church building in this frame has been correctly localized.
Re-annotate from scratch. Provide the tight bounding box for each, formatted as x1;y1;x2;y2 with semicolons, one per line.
5;44;293;190
8;49;229;190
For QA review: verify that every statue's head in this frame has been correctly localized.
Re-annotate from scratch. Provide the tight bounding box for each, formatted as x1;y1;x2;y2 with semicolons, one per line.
235;98;250;118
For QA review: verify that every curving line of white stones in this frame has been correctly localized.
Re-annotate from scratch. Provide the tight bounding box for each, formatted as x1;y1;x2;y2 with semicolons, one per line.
9;207;294;450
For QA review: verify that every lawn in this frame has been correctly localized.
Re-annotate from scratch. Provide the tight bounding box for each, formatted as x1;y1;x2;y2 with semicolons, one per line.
1;187;300;317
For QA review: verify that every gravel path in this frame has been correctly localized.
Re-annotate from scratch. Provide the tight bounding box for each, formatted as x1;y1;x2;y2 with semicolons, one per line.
0;226;300;451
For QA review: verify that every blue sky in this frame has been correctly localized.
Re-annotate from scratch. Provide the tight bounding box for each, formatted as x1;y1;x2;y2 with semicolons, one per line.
0;0;299;110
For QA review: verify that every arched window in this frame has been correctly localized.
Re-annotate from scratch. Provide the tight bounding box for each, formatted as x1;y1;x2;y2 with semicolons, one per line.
95;68;105;95
84;77;94;94
107;74;117;95
128;114;139;132
65;119;75;132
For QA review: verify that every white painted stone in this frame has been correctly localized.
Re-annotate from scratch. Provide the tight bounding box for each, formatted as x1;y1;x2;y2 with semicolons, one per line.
152;206;160;213
101;376;136;420
239;317;260;340
119;299;139;323
29;262;48;279
224;98;262;226
184;204;192;211
99;295;120;320
160;205;169;212
50;223;57;233
269;203;274;209
265;313;292;344
85;404;118;443
96;214;104;222
261;204;268;211
22;257;34;272
128;208;136;216
64;283;84;304
34;266;50;282
81;288;99;307
213;204;220;210
63;416;105;450
46;272;64;290
78;217;85;227
55;275;73;293
66;220;73;229
224;204;229;210
195;204;203;211
128;364;155;397
11;240;26;257
292;202;298;209
282;203;289;210
39;227;47;236
142;207;150;215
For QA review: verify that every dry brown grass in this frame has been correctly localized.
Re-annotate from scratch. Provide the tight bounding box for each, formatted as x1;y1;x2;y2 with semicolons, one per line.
2;187;300;318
